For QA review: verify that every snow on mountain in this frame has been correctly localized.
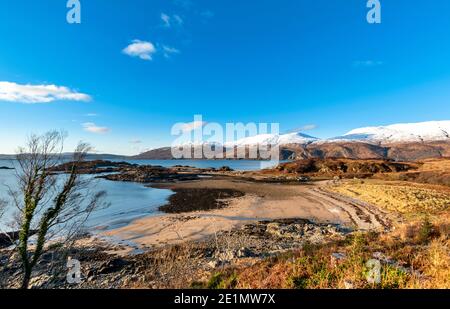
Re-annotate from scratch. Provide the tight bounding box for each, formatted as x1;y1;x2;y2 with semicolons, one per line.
278;132;320;144
172;121;450;148
222;120;450;146
328;120;450;143
173;132;318;147
226;132;318;147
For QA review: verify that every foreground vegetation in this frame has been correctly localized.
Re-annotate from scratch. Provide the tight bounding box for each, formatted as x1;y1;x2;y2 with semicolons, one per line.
200;179;449;289
201;215;449;289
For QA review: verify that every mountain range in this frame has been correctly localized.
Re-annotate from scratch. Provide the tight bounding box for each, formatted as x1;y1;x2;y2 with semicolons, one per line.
1;121;449;162
133;121;450;161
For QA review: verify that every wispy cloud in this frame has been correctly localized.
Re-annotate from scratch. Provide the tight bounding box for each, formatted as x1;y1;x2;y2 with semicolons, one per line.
162;45;181;58
0;81;91;104
85;113;97;117
286;124;318;134
181;120;207;133
82;122;110;134
161;13;171;27
123;40;156;61
300;124;317;131
353;60;384;67
161;12;183;28
129;139;142;144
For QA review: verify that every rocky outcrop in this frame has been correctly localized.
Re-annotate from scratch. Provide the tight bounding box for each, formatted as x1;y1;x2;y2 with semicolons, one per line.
99;165;201;183
50;160;135;174
275;158;417;178
51;160;236;184
0;230;37;249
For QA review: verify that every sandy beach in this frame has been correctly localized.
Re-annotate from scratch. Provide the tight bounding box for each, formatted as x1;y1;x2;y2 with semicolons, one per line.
105;178;392;248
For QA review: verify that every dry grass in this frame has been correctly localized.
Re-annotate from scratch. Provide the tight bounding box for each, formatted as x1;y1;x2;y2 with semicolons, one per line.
375;158;450;186
328;180;450;215
202;216;449;289
200;179;450;290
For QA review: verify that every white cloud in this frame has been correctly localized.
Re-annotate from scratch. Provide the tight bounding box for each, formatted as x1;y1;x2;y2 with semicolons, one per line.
129;139;142;144
85;113;97;117
82;122;110;134
162;45;180;58
181;120;207;133
123;40;156;60
0;81;91;104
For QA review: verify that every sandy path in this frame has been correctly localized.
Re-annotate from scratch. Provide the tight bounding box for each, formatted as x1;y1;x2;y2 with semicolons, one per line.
104;179;391;248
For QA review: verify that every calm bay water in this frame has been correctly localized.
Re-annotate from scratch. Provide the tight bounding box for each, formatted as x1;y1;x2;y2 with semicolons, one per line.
110;159;279;171
0;159;273;232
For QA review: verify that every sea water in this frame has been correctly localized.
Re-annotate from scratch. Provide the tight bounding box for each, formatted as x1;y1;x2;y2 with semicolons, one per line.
0;159;273;232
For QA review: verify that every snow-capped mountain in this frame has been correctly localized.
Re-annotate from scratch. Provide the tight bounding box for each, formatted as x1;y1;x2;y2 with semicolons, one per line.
135;121;450;160
328;120;450;143
171;121;450;148
173;132;318;147
226;132;318;147
214;120;450;146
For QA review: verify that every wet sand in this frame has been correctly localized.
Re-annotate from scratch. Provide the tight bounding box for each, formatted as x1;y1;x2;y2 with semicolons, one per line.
105;178;391;248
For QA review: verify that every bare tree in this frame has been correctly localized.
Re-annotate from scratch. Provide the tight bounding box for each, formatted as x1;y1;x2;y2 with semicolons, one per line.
10;131;107;289
0;199;5;222
0;199;8;247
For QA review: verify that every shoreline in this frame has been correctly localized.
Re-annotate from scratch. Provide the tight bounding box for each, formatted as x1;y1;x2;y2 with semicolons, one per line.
103;177;391;252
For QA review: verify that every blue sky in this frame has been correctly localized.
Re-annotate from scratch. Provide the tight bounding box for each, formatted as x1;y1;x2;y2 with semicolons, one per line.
0;0;450;154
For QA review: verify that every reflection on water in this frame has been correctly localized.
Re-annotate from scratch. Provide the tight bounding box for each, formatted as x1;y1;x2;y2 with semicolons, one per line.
85;179;172;231
0;158;275;232
0;160;172;232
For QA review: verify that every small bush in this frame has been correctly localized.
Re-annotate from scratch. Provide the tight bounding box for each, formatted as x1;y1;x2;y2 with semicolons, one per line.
418;217;434;243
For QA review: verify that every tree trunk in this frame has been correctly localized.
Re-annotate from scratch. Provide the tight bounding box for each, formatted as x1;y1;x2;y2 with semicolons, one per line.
21;266;31;289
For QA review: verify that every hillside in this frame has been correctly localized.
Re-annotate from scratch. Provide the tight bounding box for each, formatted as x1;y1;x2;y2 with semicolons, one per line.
133;121;450;161
133;141;450;161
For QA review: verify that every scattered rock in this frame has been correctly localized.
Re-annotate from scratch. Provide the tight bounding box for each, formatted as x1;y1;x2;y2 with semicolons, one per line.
344;280;354;289
236;247;255;258
207;260;221;268
97;258;128;275
331;252;347;267
218;166;234;172
29;274;51;289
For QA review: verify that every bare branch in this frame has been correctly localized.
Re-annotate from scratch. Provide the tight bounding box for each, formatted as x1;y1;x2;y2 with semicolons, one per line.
9;131;107;288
